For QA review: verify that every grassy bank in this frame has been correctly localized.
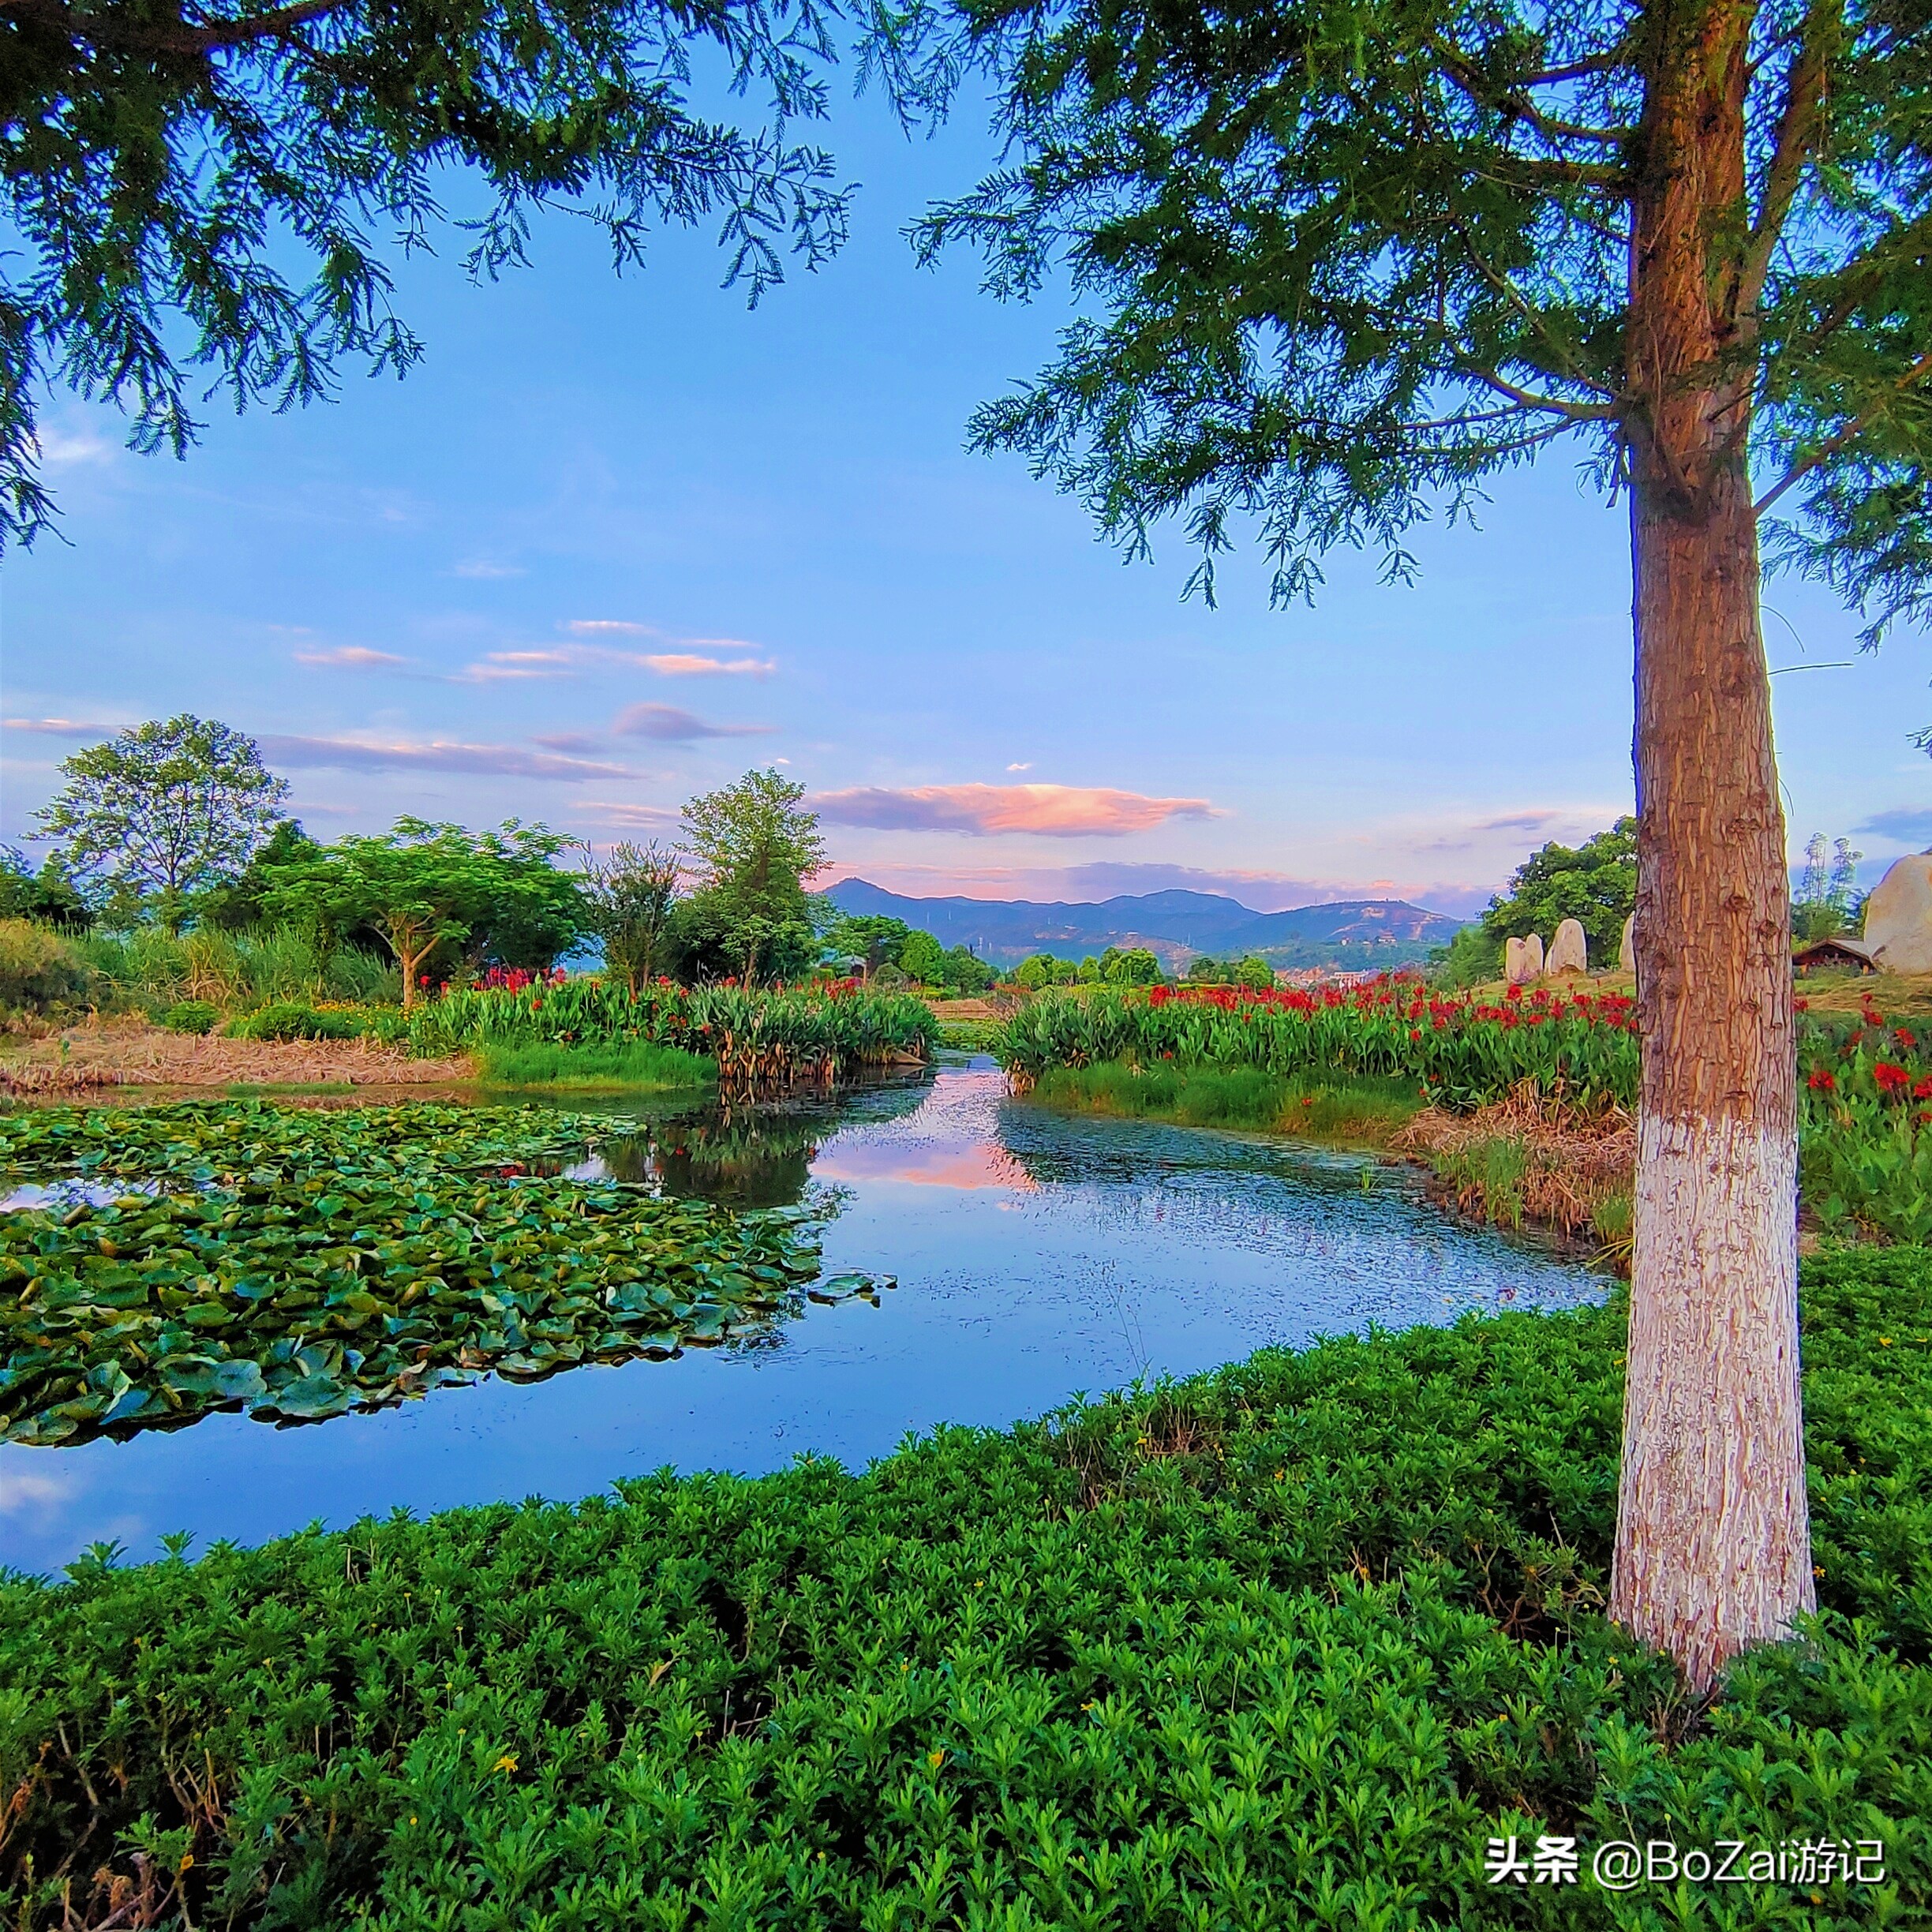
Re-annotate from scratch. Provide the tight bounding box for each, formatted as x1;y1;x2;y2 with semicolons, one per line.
474;1039;717;1091
4;1249;1927;1925
1028;1061;1426;1146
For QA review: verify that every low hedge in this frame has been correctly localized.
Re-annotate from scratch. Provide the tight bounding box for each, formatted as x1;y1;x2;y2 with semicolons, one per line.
2;1252;1928;1926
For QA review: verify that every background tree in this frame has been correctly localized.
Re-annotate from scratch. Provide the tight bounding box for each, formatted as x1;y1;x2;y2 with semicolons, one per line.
680;768;829;983
898;929;949;985
264;818;580;1008
909;0;1932;1684
941;942;998;992
196;819;324;932
1;0;858;545
31;716;289;932
0;845;92;931
1792;833;1866;942
581;841;684;994
1481;819;1639;961
824;912;916;972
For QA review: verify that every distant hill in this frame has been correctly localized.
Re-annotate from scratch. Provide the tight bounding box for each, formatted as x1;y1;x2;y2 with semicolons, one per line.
824;878;1466;970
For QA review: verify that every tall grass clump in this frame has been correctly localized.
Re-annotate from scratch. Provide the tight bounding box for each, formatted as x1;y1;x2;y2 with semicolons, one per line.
74;924;397;1016
475;1039;717;1090
0;919;92;1014
416;979;938;1083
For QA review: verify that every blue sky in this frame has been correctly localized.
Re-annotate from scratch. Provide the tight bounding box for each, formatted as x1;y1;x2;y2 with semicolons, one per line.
2;88;1927;921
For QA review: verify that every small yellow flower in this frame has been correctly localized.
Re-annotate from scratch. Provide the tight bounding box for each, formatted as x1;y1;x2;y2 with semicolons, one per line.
493;1752;518;1773
1879;1336;1893;1346
178;1853;195;1874
928;1750;945;1769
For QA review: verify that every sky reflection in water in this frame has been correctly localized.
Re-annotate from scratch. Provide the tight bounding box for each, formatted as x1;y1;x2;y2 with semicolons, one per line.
0;1061;1604;1573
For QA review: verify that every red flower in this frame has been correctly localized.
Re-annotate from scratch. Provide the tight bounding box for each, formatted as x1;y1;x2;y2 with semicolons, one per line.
1914;1076;1932;1100
1807;1069;1837;1091
1794;997;1809;1012
1896;1028;1919;1050
1874;1061;1910;1095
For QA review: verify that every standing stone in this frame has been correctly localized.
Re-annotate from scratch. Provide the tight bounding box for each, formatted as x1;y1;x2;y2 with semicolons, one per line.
1506;932;1544;984
1548;917;1589;975
1619;913;1635;975
1864;853;1932;974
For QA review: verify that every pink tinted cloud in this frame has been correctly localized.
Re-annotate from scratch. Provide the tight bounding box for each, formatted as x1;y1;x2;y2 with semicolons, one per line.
813;783;1222;839
644;653;775;676
2;717;114;736
293;646;407;669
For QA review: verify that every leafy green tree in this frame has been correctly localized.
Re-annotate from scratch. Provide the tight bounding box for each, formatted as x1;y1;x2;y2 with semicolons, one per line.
2;0;858;545
1232;957;1274;991
680;769;829;984
1429;924;1504;989
1481;819;1638;960
825;914;916;972
898;930;948;985
1013;951;1074;989
263;818;581;1008
1185;956;1229;984
579;841;683;994
907;0;1932;1686
942;943;997;993
1103;947;1160;986
0;846;93;932
196;820;324;933
1792;833;1865;943
31;716;290;931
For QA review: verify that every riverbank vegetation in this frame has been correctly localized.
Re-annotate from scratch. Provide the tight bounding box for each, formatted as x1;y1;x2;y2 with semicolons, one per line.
1029;1061;1425;1146
2;1246;1924;1924
999;982;1932;1252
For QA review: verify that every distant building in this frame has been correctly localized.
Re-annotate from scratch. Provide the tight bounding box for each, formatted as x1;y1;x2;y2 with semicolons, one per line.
1792;936;1876;975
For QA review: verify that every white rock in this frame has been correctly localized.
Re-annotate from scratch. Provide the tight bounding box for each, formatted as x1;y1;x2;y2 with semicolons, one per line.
1506;933;1544;984
1864;853;1932;974
1548;918;1589;975
1619;914;1635;975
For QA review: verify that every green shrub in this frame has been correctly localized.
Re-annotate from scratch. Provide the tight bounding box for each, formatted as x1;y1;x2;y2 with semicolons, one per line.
0;917;92;1013
225;1001;355;1043
3;1249;1928;1926
159;998;219;1035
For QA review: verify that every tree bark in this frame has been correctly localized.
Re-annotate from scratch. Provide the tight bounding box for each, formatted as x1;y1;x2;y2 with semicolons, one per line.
1613;0;1814;1691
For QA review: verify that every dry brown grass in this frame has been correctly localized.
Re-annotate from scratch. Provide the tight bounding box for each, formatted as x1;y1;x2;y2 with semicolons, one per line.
1393;1082;1635;1245
0;1020;472;1093
1797;970;1932;1018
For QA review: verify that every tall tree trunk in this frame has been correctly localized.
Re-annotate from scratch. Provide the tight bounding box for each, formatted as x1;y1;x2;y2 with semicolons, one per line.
1613;0;1814;1691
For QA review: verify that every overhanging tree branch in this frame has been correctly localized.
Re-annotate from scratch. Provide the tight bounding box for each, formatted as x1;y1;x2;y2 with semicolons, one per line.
1754;348;1932;515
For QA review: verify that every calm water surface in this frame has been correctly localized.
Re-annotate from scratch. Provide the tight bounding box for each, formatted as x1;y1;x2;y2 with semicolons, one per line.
0;1061;1604;1574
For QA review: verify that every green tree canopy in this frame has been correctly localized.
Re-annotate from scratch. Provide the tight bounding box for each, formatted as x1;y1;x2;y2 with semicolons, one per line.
680;768;829;983
195;819;324;932
2;0;856;544
30;716;290;930
263;818;581;1007
1792;832;1866;942
1481;818;1638;958
824;913;916;971
897;929;948;984
580;841;684;994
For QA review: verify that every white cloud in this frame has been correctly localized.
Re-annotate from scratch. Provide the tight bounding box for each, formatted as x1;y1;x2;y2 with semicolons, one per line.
644;653;776;677
257;735;638;780
36;426;113;467
1007;762;1034;772
452;560;526;578
2;717;113;736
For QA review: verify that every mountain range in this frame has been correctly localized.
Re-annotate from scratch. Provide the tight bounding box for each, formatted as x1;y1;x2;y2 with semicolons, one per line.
824;879;1466;970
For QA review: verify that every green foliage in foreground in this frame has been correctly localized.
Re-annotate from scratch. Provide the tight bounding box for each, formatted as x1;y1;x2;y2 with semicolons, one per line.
4;1252;1929;1926
1031;1062;1425;1144
0;1104;854;1446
